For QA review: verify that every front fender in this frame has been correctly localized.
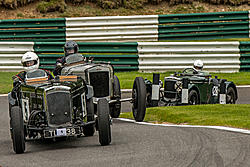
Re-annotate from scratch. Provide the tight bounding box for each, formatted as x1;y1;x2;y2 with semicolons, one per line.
8;92;17;106
188;84;201;102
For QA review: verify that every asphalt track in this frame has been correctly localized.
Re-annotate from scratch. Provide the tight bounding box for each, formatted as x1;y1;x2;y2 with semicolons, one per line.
0;87;250;167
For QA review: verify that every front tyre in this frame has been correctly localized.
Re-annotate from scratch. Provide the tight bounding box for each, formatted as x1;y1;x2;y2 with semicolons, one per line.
132;77;146;122
110;75;121;118
10;106;25;154
188;90;199;105
226;87;236;104
97;98;111;146
83;98;95;136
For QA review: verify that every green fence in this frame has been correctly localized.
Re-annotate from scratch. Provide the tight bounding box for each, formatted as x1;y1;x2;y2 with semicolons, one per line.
0;18;66;42
158;11;250;41
240;41;250;71
34;42;139;71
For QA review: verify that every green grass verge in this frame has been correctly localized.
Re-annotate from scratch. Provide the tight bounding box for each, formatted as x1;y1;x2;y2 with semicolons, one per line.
0;72;17;94
1;71;250;94
120;104;250;130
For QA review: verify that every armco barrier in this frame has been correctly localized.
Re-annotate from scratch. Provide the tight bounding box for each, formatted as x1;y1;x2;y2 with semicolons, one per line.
0;18;66;42
0;42;34;71
0;41;246;73
65;15;158;42
239;41;250;71
158;11;250;41
137;42;240;73
34;42;139;71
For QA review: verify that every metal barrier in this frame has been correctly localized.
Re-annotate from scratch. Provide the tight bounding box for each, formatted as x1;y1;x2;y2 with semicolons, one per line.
137;42;240;73
0;18;66;42
65;15;158;42
34;42;139;71
0;41;245;73
240;41;250;71
158;11;250;40
0;42;34;71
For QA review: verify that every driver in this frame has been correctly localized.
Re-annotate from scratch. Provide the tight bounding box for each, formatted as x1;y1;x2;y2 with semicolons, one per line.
14;52;53;85
193;59;203;72
193;60;209;75
53;40;82;76
11;52;53;98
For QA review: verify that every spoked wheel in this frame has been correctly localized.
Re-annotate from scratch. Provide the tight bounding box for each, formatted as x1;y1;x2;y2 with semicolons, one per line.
226;87;236;104
10;106;25;154
132;77;146;122
83;98;95;136
110;75;121;118
97;98;111;146
188;90;199;105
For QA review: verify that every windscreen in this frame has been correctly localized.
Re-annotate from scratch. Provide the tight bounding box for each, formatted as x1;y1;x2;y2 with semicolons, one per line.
26;69;47;79
65;54;84;65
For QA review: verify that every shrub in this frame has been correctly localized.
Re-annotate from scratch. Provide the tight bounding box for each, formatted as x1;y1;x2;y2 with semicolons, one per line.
36;0;66;13
66;0;85;5
96;0;122;9
122;0;148;9
1;0;36;9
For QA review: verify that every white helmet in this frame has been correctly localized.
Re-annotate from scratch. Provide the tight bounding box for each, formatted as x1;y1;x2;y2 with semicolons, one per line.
193;60;203;71
21;52;39;71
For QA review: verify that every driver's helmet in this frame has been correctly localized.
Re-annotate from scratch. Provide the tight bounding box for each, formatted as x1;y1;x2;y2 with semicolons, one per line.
21;52;39;72
193;60;203;71
64;41;79;57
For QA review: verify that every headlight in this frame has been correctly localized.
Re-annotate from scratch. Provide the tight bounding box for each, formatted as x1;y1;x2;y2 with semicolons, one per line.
174;81;182;92
159;80;163;88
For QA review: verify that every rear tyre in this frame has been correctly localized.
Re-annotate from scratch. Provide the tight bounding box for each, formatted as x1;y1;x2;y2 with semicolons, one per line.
226;87;236;104
10;106;25;154
97;98;111;146
110;75;121;118
83;98;95;136
188;90;199;105
132;77;146;122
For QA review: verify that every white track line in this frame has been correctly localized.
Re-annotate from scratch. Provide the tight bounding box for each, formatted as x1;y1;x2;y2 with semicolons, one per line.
117;118;250;135
237;85;250;88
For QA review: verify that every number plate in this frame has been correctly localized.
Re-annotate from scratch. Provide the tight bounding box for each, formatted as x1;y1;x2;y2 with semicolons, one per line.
212;86;218;96
56;128;67;136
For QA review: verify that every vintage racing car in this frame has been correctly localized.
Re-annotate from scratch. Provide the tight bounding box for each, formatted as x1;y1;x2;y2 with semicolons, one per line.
60;54;146;122
136;68;238;109
8;54;146;154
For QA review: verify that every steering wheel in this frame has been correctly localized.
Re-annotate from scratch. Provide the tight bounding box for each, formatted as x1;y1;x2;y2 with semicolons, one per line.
182;68;198;75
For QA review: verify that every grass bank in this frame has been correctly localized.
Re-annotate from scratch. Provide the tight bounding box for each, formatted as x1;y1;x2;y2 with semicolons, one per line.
0;72;16;94
120;104;250;130
1;71;250;94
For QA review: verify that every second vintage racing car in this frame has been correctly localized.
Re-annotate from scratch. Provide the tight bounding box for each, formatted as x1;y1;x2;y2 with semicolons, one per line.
135;68;238;109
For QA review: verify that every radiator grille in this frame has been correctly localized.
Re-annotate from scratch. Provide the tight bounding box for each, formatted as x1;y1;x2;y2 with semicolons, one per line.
89;72;109;97
46;91;71;125
164;80;177;98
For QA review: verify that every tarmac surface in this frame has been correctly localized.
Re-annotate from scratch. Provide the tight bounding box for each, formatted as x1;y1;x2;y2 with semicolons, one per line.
0;87;249;167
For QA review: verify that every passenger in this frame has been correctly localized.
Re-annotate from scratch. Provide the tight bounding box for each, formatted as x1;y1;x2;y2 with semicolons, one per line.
53;40;82;76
